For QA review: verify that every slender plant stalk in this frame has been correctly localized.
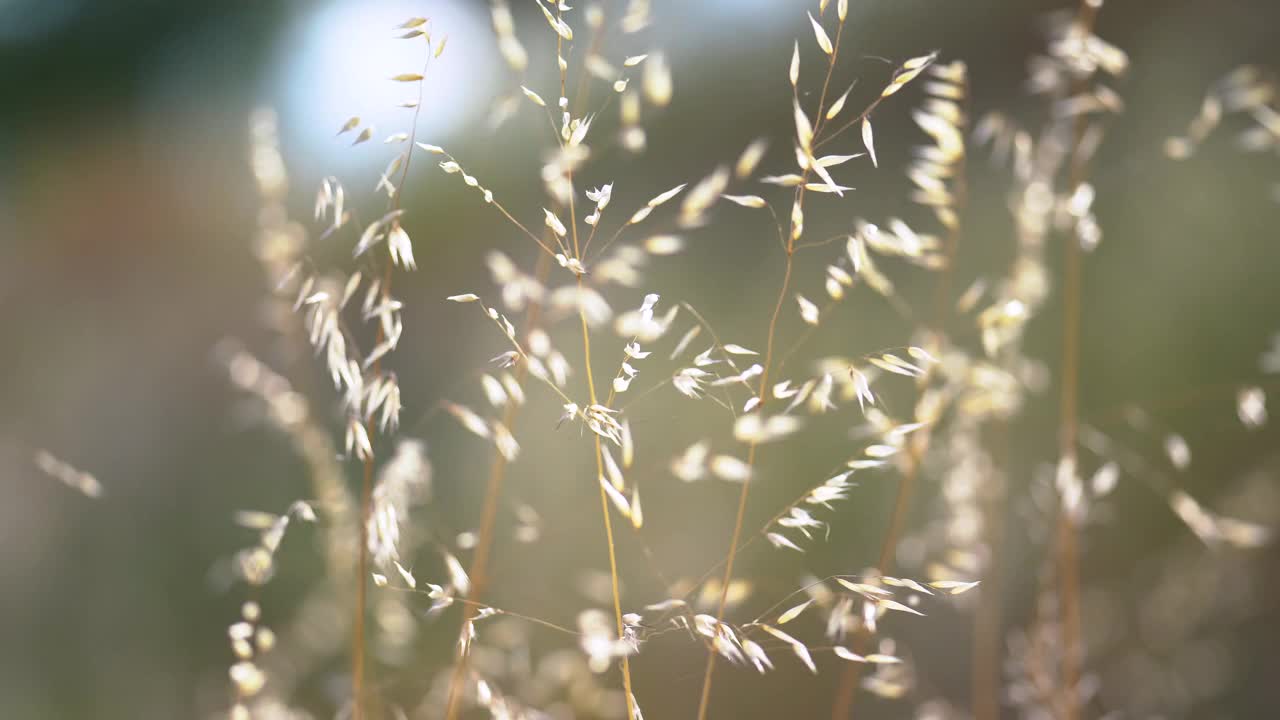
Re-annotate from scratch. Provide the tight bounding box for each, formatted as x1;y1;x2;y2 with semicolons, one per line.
1054;4;1100;718
1054;145;1087;720
440;12;637;714
353;457;373;719
443;253;552;720
695;253;794;720
352;39;434;720
577;275;637;719
557;4;637;694
439;404;520;719
697;15;858;716
353;253;396;720
830;441;924;720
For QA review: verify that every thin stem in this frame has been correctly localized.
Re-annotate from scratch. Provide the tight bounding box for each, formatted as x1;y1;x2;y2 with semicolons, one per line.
441;18;617;710
776;297;838;374
695;224;796;720
557;18;637;694
352;36;434;720
576;275;637;719
552;9;634;696
814;96;884;151
440;408;518;719
812;22;845;137
352;252;397;720
353;451;372;719
1054;5;1100;719
697;15;854;713
675;453;853;612
490;193;560;258
1055;198;1085;720
353;242;396;720
829;439;925;720
383;587;584;637
443;253;552;720
572;9;609;260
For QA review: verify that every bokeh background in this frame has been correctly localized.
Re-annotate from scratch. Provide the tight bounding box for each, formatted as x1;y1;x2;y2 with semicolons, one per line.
3;0;1280;718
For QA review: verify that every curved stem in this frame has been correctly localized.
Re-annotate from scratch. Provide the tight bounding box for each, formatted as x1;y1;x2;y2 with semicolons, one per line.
696;236;796;720
697;14;860;713
575;274;637;718
443;253;552;720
